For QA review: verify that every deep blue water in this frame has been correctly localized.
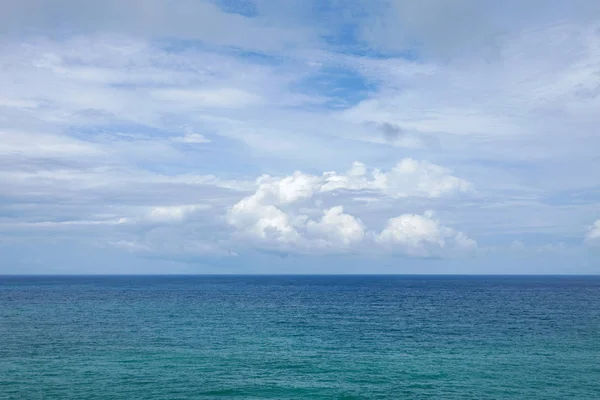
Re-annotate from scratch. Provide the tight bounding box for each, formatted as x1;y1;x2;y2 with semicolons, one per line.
1;275;599;399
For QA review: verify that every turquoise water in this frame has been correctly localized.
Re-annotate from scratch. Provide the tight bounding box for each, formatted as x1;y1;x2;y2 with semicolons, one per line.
1;275;599;399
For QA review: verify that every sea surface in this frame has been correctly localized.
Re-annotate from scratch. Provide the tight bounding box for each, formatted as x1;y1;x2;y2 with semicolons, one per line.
1;275;599;399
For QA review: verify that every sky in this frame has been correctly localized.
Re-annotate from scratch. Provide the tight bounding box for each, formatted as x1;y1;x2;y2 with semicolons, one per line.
1;0;599;274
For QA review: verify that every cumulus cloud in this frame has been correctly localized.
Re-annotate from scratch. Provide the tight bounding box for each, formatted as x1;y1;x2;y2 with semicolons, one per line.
321;159;472;198
229;197;302;244
227;160;475;256
240;158;472;207
586;220;600;242
306;206;365;247
377;212;476;257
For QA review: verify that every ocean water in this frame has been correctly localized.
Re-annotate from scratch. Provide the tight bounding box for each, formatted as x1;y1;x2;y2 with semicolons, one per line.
1;275;599;399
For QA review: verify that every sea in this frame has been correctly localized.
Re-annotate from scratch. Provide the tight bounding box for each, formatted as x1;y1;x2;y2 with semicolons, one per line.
1;275;599;399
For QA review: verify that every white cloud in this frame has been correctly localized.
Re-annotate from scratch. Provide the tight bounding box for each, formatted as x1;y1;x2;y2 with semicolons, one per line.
3;218;127;229
172;132;211;144
241;159;471;209
229;196;301;244
145;205;210;223
253;172;321;204
586;220;600;242
306;206;365;247
227;162;474;256
377;212;476;257
321;159;472;198
1;204;213;230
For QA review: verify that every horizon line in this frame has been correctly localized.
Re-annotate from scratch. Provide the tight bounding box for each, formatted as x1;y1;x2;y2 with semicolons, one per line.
1;273;599;277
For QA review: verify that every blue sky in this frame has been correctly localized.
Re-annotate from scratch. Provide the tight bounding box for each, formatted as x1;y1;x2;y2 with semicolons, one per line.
1;0;599;274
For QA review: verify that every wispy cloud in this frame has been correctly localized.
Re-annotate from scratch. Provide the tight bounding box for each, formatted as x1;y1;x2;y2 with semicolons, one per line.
1;0;599;273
